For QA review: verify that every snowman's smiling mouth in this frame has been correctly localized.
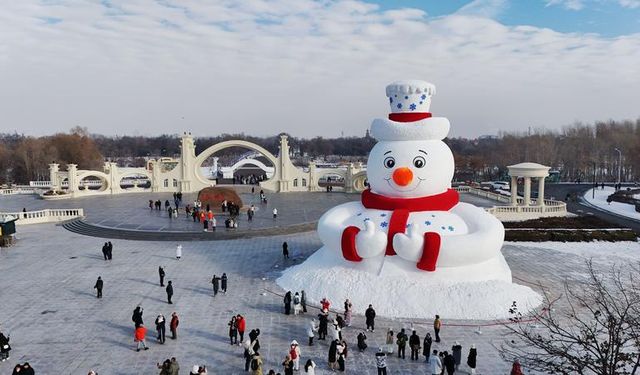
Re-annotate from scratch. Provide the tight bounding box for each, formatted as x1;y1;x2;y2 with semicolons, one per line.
385;177;426;192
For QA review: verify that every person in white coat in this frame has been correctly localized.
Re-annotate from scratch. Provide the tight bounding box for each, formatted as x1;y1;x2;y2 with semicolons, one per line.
307;319;318;346
429;349;443;375
330;320;341;341
293;292;302;315
176;244;182;259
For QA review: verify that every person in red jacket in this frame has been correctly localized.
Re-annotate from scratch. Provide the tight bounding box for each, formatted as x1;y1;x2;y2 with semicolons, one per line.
236;314;246;344
170;312;180;340
135;324;149;352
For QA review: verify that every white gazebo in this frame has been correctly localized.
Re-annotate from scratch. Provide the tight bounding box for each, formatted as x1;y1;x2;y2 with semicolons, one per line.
507;162;551;206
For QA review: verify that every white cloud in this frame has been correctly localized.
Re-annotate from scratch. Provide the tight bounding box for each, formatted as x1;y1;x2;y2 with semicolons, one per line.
456;0;508;18
619;0;640;8
0;0;638;139
546;0;585;10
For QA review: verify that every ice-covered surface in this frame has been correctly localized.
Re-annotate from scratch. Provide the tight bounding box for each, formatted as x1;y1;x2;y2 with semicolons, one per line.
277;246;542;320
505;240;640;263
584;187;640;221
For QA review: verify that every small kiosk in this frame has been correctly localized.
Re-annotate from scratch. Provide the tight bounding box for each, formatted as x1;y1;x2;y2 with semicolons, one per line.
0;214;18;247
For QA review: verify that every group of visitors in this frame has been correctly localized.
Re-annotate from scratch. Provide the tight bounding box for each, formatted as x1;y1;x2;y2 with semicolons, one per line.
101;241;113;260
132;305;179;352
156;357;180;375
283;291;307;315
211;273;228;296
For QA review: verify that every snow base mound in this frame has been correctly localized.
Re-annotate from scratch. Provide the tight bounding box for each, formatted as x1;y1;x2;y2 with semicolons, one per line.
276;246;542;320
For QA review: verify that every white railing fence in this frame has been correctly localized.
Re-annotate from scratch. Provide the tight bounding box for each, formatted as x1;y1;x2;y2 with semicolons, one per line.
0;208;84;225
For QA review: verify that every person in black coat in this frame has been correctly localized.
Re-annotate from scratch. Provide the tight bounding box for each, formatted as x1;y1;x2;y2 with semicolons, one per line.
166;281;173;304
467;345;477;374
357;332;367;352
318;312;328;340
107;241;113;260
212;275;220;296
132;305;144;327
101;243;108;260
94;276;103;298
0;331;10;362
20;363;34;375
423;333;433;363
409;330;420;360
158;266;165;286
155;314;166;344
443;351;455;375
365;304;376;332
282;242;289;259
284;291;292;315
221;273;228;294
328;340;338;370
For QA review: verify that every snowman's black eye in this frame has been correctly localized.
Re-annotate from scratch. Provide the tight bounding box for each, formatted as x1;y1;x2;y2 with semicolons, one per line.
384;157;395;169
413;156;426;168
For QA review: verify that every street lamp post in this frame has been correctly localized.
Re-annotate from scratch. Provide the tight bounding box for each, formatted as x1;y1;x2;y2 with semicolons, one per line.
592;161;596;199
614;148;622;189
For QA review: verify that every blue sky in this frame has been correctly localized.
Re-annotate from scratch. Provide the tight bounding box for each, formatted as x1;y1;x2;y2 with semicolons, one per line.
372;0;640;37
0;0;638;138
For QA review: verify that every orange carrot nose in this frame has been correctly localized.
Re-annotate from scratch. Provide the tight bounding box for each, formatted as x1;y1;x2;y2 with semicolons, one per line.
392;167;413;186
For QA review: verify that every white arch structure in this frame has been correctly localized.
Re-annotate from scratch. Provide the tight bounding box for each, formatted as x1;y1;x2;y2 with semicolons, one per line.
41;133;367;199
219;158;275;179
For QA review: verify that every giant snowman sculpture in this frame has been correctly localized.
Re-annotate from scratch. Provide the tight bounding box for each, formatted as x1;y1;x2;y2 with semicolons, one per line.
277;80;541;319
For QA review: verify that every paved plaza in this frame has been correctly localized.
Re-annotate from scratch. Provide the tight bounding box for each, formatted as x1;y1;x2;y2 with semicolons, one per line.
1;219;638;374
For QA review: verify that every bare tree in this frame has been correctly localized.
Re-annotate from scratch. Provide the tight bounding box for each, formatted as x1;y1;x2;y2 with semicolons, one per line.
500;260;640;375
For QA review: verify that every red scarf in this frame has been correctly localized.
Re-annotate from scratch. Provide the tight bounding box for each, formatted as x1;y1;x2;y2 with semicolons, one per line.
341;188;459;271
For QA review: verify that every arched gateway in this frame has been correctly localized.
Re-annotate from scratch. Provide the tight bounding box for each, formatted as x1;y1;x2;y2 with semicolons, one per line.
44;133;367;198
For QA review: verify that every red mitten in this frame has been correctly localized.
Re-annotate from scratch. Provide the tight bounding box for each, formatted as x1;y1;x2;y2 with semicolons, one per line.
416;232;441;271
341;226;363;262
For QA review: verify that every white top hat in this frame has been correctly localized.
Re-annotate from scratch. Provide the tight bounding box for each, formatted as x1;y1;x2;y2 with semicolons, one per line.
370;79;450;141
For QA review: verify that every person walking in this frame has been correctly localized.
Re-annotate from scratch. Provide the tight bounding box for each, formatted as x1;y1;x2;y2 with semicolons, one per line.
433;315;442;343
236;314;246;344
221;273;228;294
365;304;376;332
290;340;301;371
170;312;179;339
132;306;144;327
272;207;278;219
304;359;316;375
94;276;103;298
155;314;166;344
423;333;433;363
429;350;442;375
284;291;292;315
409;330;420;361
344;299;352;326
510;359;524;375
357;331;367;352
307;319;317;346
211;275;220;296
443;351;455;375
396;328;407;359
250;352;263;375
0;329;10;362
452;341;462;371
175;244;182;260
134;324;149;351
159;266;165;286
282;354;294;375
375;347;387;375
318;311;328;340
385;329;394;354
282;241;289;259
228;316;238;345
467;344;477;375
166;281;174;304
301;290;307;313
293;292;302;315
328;339;338;371
101;243;108;261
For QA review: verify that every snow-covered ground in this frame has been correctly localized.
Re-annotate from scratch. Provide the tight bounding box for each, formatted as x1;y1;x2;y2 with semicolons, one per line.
584;186;640;221
277;246;542;320
506;241;640;264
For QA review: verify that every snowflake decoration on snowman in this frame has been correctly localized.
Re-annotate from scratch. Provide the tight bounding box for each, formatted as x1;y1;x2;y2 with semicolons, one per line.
318;79;507;277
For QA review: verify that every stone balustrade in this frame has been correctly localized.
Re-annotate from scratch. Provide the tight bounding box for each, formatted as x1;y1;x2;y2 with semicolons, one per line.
0;209;85;225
